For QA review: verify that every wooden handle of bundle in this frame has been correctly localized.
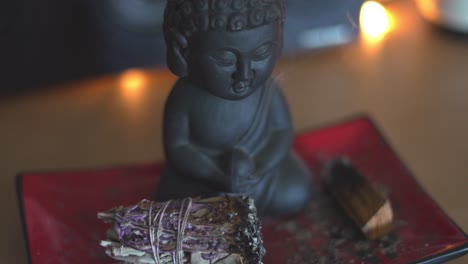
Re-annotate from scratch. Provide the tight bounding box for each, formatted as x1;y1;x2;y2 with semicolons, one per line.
323;158;394;240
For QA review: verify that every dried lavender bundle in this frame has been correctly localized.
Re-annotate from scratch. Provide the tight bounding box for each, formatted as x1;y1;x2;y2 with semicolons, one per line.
98;196;265;264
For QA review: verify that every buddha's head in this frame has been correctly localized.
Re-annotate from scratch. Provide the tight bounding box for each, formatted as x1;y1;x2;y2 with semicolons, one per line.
163;0;285;100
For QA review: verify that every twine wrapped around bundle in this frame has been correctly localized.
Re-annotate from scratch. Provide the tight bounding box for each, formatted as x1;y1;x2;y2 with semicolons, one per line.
98;196;265;264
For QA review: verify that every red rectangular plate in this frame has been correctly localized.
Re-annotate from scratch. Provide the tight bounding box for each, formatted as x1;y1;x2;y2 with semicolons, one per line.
17;116;468;264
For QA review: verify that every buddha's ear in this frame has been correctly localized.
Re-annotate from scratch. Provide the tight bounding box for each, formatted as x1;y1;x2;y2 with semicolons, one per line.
277;27;284;58
166;29;189;77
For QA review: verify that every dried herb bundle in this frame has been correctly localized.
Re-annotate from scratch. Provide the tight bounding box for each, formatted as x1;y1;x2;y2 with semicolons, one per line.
98;196;265;264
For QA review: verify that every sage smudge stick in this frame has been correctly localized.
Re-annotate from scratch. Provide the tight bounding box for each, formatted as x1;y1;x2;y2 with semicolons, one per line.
98;196;265;264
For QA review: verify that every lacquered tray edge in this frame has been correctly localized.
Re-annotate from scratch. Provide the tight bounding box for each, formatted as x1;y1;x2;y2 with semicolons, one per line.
16;174;32;264
411;244;468;264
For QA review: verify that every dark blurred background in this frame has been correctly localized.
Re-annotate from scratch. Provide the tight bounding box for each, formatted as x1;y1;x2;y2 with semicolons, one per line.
1;0;165;93
0;0;363;94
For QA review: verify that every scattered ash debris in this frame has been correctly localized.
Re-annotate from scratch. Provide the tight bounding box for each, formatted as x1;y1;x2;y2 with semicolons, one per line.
276;191;405;264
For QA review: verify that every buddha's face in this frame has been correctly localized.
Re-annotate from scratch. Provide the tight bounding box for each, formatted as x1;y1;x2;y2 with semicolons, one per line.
186;23;282;100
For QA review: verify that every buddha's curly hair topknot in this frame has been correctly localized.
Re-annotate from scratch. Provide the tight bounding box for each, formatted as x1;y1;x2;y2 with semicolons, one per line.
163;0;285;39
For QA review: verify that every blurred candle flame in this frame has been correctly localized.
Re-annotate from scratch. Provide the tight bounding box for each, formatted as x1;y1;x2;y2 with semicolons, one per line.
360;1;391;42
120;69;147;98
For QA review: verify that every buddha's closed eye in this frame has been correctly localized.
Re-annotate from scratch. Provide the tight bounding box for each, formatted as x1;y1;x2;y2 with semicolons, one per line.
209;50;237;66
252;42;275;61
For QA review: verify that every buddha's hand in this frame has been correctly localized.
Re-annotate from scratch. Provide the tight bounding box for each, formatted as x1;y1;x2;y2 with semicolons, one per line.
224;148;256;193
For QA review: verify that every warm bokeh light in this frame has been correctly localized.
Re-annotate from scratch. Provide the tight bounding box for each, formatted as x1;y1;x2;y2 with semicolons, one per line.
414;0;439;23
360;1;391;42
120;69;147;97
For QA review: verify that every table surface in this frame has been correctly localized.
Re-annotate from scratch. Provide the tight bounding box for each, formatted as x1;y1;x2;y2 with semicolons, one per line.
1;1;467;263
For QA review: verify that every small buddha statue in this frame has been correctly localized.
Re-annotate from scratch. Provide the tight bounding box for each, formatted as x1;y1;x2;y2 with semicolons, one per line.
156;0;312;216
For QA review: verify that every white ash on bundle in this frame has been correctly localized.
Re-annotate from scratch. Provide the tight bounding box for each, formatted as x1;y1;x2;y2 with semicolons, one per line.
98;196;265;264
